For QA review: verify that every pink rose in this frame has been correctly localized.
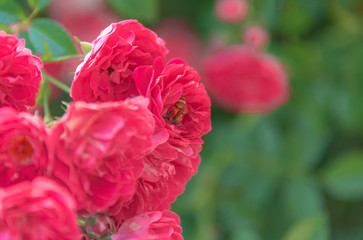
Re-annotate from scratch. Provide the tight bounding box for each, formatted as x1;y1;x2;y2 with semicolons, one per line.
202;45;289;112
243;25;269;49
0;31;43;111
114;58;211;221
112;211;183;240
0;177;80;240
70;19;168;102
0;107;50;188
49;97;155;213
215;0;248;23
44;0;120;100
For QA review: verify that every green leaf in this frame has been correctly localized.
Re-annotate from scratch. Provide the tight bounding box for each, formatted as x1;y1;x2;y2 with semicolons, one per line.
18;31;37;54
0;24;11;32
28;18;77;59
232;228;261;240
283;178;324;221
322;150;363;200
41;38;53;62
36;76;51;107
283;213;329;240
28;0;52;10
0;0;26;24
106;0;160;24
80;41;92;55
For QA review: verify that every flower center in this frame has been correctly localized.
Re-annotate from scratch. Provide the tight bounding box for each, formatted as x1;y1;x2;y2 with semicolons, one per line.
8;135;34;163
163;95;188;125
107;67;114;75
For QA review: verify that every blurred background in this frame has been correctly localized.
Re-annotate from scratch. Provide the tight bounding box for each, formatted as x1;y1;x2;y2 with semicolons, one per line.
7;0;363;239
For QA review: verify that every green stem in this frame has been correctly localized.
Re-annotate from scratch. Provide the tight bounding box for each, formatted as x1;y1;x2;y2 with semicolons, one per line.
42;86;51;121
43;54;85;63
39;77;52;122
43;72;71;95
14;8;39;34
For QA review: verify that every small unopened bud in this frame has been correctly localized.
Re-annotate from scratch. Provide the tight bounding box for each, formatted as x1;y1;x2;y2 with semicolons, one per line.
215;0;248;23
243;25;269;49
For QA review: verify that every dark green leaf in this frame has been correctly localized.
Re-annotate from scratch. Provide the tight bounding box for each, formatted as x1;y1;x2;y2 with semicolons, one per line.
106;0;159;24
322;150;363;200
0;0;26;24
282;178;324;221
28;18;77;59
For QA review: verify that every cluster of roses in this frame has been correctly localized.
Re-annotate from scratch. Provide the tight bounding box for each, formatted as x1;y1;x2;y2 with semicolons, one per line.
0;20;211;240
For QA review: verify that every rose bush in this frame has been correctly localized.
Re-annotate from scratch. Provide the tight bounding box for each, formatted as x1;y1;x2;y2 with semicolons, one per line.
0;107;49;188
70;19;211;222
49;97;155;214
0;31;42;111
0;177;80;240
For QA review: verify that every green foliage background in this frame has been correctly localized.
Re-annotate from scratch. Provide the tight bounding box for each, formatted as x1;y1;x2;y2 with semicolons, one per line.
2;0;363;239
156;1;363;239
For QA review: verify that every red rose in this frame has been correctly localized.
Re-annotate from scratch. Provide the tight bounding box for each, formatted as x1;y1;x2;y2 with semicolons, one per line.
0;107;50;188
49;97;155;213
0;31;42;111
70;20;168;102
112;211;183;240
0;177;80;240
44;0;120;100
203;45;289;112
114;58;211;221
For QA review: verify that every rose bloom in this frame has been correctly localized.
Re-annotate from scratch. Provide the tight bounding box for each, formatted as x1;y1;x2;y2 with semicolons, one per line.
243;25;269;49
113;58;211;222
70;19;168;103
0;107;50;188
112;211;183;240
215;0;248;23
0;31;42;111
49;97;155;213
202;45;289;112
44;0;120;99
0;177;80;240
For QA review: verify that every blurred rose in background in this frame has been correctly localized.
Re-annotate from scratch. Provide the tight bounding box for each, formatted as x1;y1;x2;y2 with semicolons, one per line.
202;45;289;112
